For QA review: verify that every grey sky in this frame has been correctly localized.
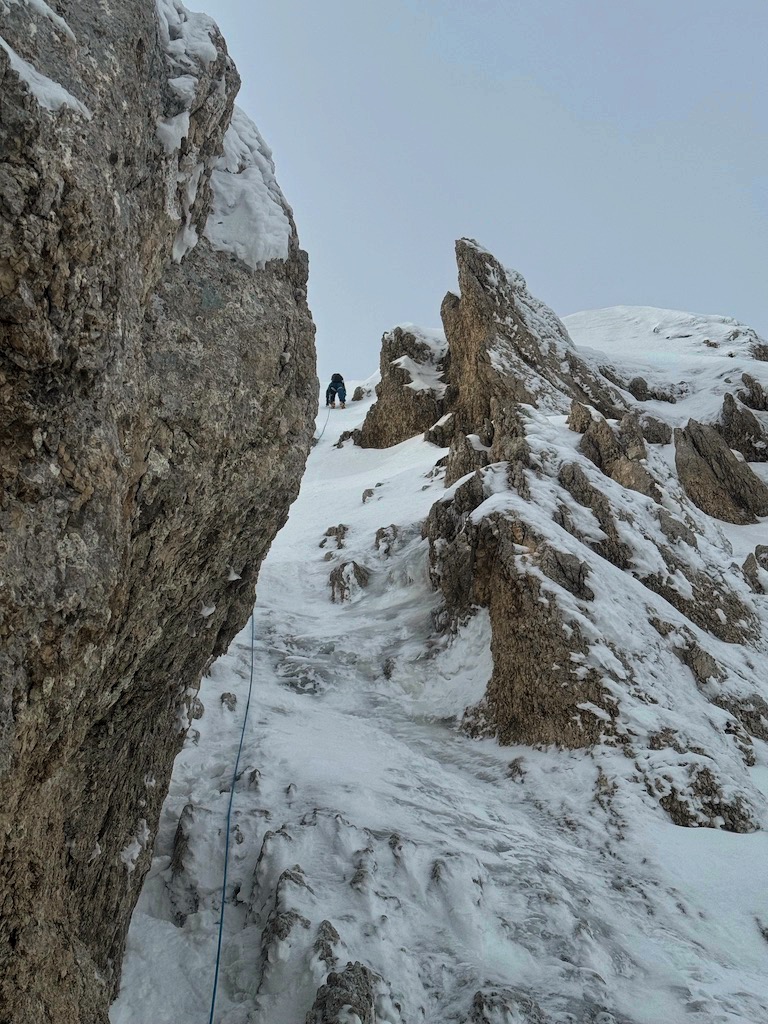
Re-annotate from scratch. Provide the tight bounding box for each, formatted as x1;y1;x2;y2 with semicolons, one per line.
198;0;768;380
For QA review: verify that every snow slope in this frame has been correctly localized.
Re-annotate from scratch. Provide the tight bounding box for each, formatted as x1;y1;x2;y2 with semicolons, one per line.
113;318;768;1023
567;305;768;427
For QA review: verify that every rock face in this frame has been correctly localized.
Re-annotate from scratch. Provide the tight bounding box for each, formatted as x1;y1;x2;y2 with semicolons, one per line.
716;392;768;461
358;325;447;448
356;241;628;484
305;961;381;1024
0;3;316;1021
674;419;768;524
439;240;627;432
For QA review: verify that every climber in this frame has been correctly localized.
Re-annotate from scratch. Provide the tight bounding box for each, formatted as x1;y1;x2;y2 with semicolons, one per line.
326;373;347;409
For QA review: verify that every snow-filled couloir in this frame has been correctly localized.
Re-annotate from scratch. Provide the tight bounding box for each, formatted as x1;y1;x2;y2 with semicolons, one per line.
113;241;768;1024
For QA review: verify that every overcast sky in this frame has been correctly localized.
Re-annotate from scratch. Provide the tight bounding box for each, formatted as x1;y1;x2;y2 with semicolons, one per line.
198;0;767;381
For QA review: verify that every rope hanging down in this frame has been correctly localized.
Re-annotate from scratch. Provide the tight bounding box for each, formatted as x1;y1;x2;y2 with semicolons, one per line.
315;405;332;442
208;611;256;1024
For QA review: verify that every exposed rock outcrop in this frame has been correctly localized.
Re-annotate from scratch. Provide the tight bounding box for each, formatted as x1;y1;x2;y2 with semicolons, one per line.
355;241;630;487
740;372;768;411
329;561;370;602
320;524;349;549
425;475;608;748
569;402;661;501
358;325;447;448
305;961;381;1024
0;2;316;1021
440;240;627;432
743;545;768;594
674;419;768;524
715;392;768;461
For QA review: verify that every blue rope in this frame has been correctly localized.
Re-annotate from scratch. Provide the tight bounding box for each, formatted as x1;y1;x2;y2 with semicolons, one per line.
207;610;256;1024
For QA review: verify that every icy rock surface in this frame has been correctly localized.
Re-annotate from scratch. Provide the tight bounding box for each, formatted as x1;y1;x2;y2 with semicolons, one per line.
0;1;316;1021
115;246;768;1022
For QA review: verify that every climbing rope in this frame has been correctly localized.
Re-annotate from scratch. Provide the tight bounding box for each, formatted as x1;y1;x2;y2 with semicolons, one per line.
207;610;256;1024
315;405;332;442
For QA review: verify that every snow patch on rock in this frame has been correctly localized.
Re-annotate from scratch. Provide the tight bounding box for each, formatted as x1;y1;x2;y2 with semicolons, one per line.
0;34;91;116
154;0;218;68
204;106;291;269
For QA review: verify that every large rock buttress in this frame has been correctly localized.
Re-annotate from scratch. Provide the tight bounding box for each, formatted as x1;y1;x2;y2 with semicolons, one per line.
416;240;768;835
0;2;317;1021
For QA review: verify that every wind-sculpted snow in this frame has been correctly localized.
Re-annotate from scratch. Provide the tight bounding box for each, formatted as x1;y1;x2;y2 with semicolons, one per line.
567;305;768;427
204;106;292;269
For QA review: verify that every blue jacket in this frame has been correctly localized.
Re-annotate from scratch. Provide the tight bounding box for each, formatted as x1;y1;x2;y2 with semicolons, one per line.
326;380;346;403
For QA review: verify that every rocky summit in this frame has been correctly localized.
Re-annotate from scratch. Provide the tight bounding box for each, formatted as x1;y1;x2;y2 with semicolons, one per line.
0;1;316;1021
112;239;768;1024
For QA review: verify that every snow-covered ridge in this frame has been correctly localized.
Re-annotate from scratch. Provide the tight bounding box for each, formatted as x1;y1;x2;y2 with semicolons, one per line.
568;305;768;427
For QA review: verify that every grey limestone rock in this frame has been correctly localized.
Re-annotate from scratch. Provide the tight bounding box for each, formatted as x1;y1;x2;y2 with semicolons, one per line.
425;474;611;749
320;523;349;549
739;372;768;411
0;1;316;1020
743;545;768;594
441;239;627;430
570;402;661;501
715;392;768;461
358;325;447;448
355;240;626;488
329;561;370;602
674;419;768;524
638;413;673;445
